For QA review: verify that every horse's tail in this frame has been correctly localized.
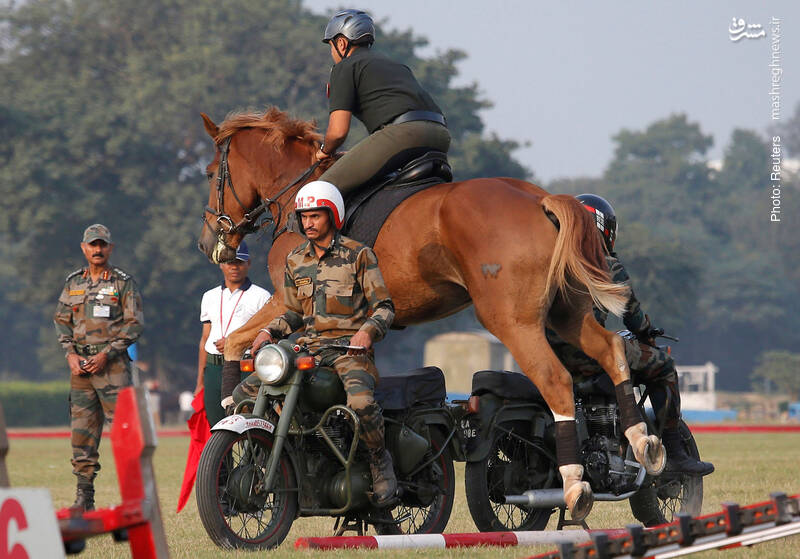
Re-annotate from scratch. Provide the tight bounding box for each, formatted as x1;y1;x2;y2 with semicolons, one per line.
540;194;629;316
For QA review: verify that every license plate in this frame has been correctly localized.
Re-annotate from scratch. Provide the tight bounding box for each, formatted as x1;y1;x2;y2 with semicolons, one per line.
460;418;477;439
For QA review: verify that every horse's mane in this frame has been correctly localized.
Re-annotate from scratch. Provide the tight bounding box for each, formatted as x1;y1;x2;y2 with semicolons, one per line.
215;107;321;150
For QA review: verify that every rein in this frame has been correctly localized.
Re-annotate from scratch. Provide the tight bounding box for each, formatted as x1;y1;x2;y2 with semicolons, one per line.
202;136;321;249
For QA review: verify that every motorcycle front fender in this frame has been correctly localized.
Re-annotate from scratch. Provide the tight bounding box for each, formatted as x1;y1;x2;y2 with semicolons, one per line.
210;413;277;434
209;414;305;493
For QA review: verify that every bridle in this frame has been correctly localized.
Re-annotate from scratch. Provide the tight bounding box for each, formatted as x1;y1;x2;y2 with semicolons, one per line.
202;136;321;252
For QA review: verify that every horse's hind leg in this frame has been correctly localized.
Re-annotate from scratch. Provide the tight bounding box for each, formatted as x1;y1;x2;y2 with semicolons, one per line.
550;297;666;475
489;326;594;521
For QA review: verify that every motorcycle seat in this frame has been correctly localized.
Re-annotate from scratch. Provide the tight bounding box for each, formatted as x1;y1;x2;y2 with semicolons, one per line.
375;366;447;410
470;370;545;402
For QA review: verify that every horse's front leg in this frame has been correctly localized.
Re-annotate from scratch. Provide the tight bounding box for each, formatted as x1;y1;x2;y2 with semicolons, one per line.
555;310;666;476
219;296;288;405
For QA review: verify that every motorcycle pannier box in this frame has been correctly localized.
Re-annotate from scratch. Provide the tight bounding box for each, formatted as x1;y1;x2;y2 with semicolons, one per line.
375;366;446;410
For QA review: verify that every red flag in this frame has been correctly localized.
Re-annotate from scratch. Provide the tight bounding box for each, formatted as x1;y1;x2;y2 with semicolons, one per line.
176;389;211;512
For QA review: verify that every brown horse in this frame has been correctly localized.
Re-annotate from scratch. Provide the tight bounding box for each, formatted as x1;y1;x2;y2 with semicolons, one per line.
197;108;664;519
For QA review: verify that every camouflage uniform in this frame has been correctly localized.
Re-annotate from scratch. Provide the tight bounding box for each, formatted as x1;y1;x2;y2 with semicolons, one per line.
547;253;681;428
54;266;144;481
235;232;394;449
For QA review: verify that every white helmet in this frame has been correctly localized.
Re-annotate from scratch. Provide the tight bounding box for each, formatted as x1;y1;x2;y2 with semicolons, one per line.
294;181;345;232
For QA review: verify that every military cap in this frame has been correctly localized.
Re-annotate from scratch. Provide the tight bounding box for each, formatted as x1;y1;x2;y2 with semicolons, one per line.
82;224;112;244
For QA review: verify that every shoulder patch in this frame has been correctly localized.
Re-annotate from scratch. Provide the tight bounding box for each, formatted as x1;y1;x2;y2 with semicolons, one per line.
65;268;84;282
290;241;309;256
338;234;365;251
113;267;131;280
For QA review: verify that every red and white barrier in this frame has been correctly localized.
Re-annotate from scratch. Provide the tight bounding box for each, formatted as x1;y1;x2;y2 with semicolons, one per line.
295;528;630;550
56;386;170;557
527;492;800;559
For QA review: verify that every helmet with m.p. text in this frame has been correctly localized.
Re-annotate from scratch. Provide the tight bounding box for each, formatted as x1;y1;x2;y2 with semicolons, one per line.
295;181;345;233
576;193;617;251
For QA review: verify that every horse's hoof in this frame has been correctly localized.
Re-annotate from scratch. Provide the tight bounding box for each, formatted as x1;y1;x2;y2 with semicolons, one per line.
565;481;594;521
644;435;666;475
625;423;665;475
559;464;594;521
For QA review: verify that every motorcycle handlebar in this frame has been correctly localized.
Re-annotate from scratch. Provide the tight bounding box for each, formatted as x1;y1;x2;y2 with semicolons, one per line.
647;327;679;343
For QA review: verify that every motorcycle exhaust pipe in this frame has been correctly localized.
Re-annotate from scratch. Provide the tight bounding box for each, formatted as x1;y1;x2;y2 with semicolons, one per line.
504;488;566;508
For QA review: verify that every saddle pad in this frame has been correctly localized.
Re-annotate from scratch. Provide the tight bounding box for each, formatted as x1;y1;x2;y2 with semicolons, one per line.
342;177;445;248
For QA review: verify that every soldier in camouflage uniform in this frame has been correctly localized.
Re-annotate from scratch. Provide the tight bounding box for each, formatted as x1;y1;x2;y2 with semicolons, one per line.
547;195;713;476
239;180;398;505
53;224;144;510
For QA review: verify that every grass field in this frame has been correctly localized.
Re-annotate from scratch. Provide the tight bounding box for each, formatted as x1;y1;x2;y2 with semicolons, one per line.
7;431;799;558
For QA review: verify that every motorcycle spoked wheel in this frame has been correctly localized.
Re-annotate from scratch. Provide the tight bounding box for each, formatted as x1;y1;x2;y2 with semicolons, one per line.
375;428;456;535
196;429;298;550
465;422;556;532
629;420;703;527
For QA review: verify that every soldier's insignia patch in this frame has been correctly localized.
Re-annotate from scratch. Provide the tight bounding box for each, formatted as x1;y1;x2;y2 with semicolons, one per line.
295;277;312;287
69;290;85;296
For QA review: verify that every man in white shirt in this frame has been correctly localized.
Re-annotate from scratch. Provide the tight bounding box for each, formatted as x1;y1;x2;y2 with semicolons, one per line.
196;242;270;426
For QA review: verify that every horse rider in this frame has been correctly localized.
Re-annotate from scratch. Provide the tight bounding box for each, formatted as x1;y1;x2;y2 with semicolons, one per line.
314;9;451;195
241;180;398;505
547;194;714;476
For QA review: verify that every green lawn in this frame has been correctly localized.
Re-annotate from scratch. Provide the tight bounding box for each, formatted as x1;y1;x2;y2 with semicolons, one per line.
6;431;799;558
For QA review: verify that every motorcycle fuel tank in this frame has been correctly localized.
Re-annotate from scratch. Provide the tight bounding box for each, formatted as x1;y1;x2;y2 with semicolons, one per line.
301;366;347;411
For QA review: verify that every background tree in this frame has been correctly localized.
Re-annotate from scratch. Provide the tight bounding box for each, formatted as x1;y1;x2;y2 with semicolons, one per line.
751;350;800;401
0;0;529;388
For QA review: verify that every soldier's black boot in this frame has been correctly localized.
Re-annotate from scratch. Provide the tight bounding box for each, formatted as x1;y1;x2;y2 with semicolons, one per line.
662;428;714;476
72;479;95;512
368;448;397;507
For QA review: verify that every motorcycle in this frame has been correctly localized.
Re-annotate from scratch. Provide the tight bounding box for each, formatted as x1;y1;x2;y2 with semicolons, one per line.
459;330;705;531
195;340;462;550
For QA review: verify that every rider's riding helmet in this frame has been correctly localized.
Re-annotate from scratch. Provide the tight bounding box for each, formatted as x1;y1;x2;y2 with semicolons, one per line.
322;9;375;46
295;181;346;234
576;193;617;251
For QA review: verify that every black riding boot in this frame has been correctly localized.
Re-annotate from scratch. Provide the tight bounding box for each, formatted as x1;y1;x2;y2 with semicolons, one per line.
72;478;95;512
662;428;714;476
368;448;397;507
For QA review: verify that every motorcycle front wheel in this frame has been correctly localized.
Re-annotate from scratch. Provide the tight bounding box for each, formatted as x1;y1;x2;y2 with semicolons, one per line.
465;422;557;531
629;420;703;526
196;429;298;550
376;427;455;535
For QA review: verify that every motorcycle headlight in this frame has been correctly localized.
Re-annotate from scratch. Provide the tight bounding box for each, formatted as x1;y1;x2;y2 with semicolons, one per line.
254;344;291;385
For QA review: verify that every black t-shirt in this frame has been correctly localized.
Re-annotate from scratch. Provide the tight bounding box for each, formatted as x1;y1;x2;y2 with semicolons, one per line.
328;48;443;134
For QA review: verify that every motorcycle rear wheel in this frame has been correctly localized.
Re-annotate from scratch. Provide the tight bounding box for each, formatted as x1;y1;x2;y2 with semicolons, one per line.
196;429;298;550
465;422;556;531
629;420;703;526
375;428;455;535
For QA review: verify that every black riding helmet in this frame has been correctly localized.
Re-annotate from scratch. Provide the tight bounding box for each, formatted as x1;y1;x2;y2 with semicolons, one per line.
576;194;617;251
322;9;375;46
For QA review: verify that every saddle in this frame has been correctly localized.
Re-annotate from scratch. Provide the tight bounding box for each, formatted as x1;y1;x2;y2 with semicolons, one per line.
341;151;452;247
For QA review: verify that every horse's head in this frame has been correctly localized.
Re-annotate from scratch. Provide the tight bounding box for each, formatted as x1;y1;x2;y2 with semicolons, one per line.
197;109;322;263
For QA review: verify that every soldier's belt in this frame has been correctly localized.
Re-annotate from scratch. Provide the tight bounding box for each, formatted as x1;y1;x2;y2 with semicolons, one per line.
206;353;225;366
76;343;109;356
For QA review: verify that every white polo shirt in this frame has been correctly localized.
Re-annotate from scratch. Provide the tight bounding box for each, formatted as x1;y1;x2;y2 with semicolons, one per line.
200;278;271;355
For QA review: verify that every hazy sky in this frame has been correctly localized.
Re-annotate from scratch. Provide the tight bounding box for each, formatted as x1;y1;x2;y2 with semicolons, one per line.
307;1;798;182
